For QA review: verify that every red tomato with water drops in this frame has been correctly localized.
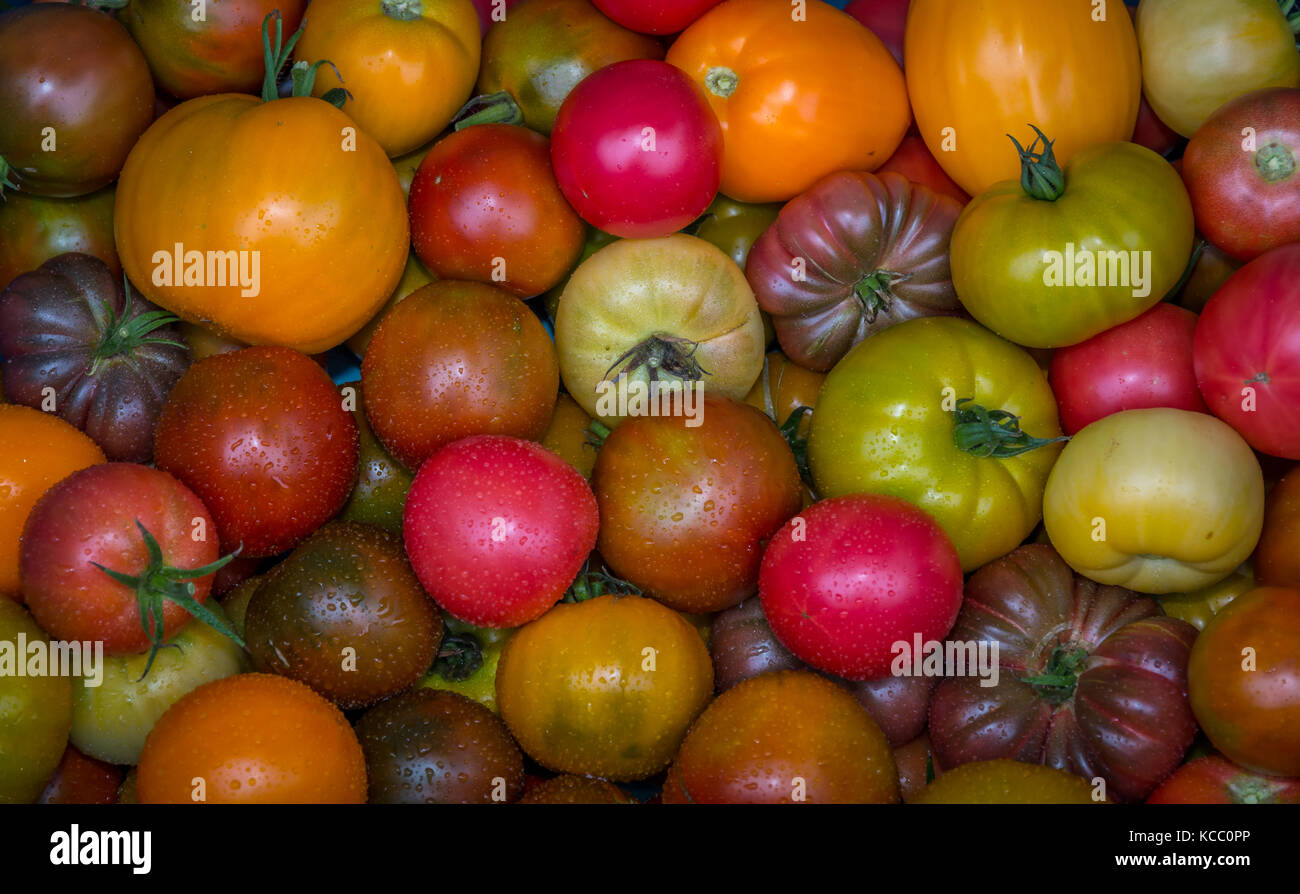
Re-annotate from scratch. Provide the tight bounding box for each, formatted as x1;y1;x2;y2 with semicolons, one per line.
590;0;723;35
1050;302;1208;435
759;494;964;681
550;59;722;238
403;435;599;628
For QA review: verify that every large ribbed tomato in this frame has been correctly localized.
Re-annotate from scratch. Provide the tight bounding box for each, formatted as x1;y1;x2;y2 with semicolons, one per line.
905;0;1141;197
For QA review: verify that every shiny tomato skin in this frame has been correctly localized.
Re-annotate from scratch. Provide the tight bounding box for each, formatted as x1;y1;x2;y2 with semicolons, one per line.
1256;466;1300;587
1193;244;1300;459
20;463;219;653
759;494;964;681
153;346;359;556
591;0;722;34
875;133;969;205
1050;303;1208;435
408;124;585;298
913;759;1103;804
1147;755;1300;804
550;59;722;238
403;435;598;628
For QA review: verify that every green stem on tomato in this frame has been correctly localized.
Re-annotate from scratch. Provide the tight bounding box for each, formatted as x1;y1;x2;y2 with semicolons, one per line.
432;631;484;682
563;558;640;604
704;67;739;98
259;11;350;107
1008;125;1066;201
453;92;525;131
853;269;910;323
952;398;1068;458
90;278;186;377
603;333;711;385
1020;645;1090;704
1254;142;1296;182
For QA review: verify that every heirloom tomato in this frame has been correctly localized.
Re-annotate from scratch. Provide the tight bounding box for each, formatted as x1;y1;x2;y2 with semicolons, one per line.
592;0;722;34
337;383;412;535
0;187;118;292
1043;408;1264;594
555;235;765;423
343;253;435;358
905;0;1140;196
1256;466;1300;587
1158;562;1255;631
875;134;970;205
846;674;936;750
1188;587;1300;776
692;195;781;271
666;0;908;203
1137;0;1300;137
295;0;480;157
913;760;1102;805
1193;243;1300;459
743;351;824;440
519;775;635;805
496;594;713;781
1147;755;1300;804
845;0;908;65
540;394;597;480
708;598;804;694
38;747;123;805
550;60;722;238
808;316;1063;571
0;599;72;803
418;617;513;713
950;134;1194;349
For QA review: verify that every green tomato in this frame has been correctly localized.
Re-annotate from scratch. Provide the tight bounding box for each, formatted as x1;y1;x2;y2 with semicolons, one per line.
70;603;250;765
337;382;412;534
0;599;72;803
417;616;513;714
808;316;1063;571
692;196;782;271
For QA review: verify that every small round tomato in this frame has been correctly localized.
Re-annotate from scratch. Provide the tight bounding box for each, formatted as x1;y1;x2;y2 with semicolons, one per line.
137;673;367;804
361;281;559;471
591;0;722;35
692;195;781;271
1049;303;1208;435
1147;755;1300;804
662;670;898;804
1256;466;1300;587
409;124;585;297
760;495;964;681
497;593;713;781
550;59;722;238
1188;586;1300;777
38;746;123;805
913;760;1103;804
404;435;598;628
153;346;359;557
0;598;72;803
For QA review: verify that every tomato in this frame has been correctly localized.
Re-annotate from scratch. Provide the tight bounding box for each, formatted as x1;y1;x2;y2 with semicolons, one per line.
118;0;306;99
497;593;710;780
356;688;523;804
692;195;781;271
404;436;598;628
344;253;435;358
662;670;898;804
471;0;520;35
591;0;721;34
1137;0;1300;138
296;0;480;157
1194;244;1300;459
38;746;123;805
0;598;72;803
593;394;802;613
218;575;260;640
519;775;635;804
1189;587;1300;776
70;601;248;765
409;124;585;297
154;346;359;557
1183;88;1300;260
844;0;908;65
1133;96;1182;157
114;20;409;354
747;170;964;372
0;187;118;292
0;253;191;462
1256;466;1300;586
666;0;908;203
875;134;970;205
809;316;1063;572
137;673;367;803
361;281;558;470
1049;303;1208;435
476;0;665;135
1044;408;1265;594
1147;755;1300;804
951;137;1194;349
541;226;617;325
418;616;514;713
743;351;824;441
913;759;1103;805
846;674;936;750
1177;240;1244;313
551;59;722;238
759;495;962;681
894;733;935;803
708;598;804;693
1158;562;1255;631
905;0;1140;197
337;383;412;535
0;4;154;197
540;393;598;480
555;235;765;423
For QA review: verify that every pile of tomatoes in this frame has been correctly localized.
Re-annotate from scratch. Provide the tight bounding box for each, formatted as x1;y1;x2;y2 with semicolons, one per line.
1;0;1299;806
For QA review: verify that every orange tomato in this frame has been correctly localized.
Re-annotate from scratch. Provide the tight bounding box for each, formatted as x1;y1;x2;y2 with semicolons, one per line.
743;351;825;439
1255;466;1300;587
296;0;481;157
904;0;1141;197
344;252;436;357
136;673;368;804
0;405;105;598
540;393;598;479
665;0;909;203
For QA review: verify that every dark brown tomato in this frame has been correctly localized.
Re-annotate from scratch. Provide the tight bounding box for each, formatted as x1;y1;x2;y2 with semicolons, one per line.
518;774;635;804
0;4;154;197
336;382;412;535
709;597;804;693
844;674;936;749
355;689;524;804
361;281;559;471
244;521;442;710
0;187;117;292
894;732;937;804
593;394;802;613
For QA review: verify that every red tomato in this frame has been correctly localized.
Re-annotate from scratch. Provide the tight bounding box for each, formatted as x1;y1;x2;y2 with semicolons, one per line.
1183;88;1300;261
38;746;123;805
550;59;722;238
591;0;723;35
1147;755;1300;804
845;0;909;65
759;494;964;680
403;435;599;628
874;133;969;205
1194;244;1300;459
1050;303;1208;435
153;346;359;556
1133;95;1181;157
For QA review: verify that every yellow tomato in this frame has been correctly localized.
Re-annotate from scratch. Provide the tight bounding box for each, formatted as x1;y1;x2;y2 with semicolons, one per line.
540;393;598;479
1158;562;1255;631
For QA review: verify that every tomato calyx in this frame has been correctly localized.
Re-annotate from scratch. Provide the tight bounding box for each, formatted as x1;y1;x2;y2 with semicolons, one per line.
1278;0;1300;34
90;278;186;377
1020;643;1090;704
585;419;612;449
853;269;910;323
563;558;640;603
951;398;1068;458
1226;773;1288;804
1008;125;1066;201
453;92;525;131
91;520;245;680
1254;142;1297;182
1243;371;1271;385
779;406;813;483
259;11;350;108
603;333;711;385
381;0;423;22
704;66;739;99
0;155;18;197
432;631;484;682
